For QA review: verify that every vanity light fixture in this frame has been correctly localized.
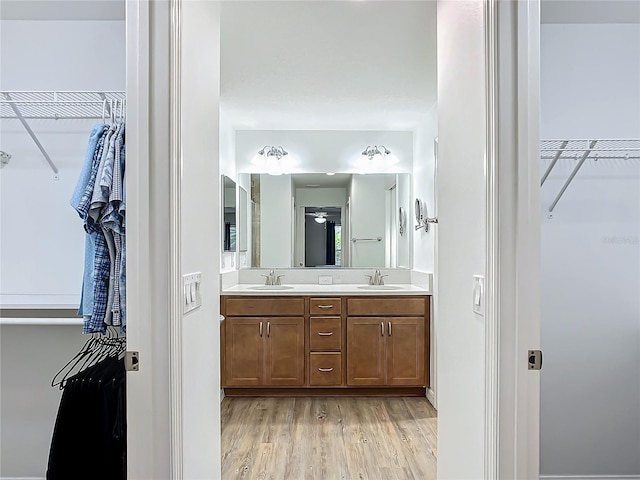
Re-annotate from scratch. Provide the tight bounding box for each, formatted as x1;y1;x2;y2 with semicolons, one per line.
361;144;391;160
257;145;288;160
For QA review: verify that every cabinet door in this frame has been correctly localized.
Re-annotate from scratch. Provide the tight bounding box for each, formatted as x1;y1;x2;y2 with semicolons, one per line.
224;317;264;386
265;317;305;386
346;317;386;386
386;317;425;386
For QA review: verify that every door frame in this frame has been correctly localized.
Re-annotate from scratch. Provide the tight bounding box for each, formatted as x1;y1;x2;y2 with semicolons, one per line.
127;0;542;478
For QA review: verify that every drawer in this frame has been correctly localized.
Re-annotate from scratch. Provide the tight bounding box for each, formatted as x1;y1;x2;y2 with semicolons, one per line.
347;297;425;316
310;298;342;315
310;317;342;351
309;353;342;386
225;297;305;316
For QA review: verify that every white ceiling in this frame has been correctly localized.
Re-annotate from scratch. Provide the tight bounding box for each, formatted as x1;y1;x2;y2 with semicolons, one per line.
220;1;438;132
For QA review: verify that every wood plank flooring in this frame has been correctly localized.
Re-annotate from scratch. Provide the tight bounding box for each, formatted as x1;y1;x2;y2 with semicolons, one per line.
221;397;437;480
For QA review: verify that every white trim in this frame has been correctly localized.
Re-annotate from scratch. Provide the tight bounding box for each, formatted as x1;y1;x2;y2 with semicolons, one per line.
426;387;436;409
484;1;499;479
125;1;155;478
540;477;640;480
0;318;82;326
0;477;45;480
169;0;184;478
495;1;542;479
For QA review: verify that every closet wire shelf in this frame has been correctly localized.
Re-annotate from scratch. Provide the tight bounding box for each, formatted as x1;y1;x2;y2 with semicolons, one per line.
1;91;126;120
0;91;126;179
540;139;640;214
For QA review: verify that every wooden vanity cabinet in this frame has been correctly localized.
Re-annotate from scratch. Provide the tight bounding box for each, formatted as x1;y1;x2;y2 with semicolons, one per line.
346;297;428;387
221;294;430;393
223;298;305;387
308;297;343;387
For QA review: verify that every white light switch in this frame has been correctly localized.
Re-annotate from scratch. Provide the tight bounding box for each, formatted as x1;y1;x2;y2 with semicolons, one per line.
473;275;484;316
183;272;202;314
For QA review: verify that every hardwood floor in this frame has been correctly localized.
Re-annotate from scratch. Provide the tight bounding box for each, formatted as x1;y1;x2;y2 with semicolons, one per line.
221;397;437;480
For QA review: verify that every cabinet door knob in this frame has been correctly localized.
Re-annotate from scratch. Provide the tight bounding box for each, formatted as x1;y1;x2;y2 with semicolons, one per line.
318;367;334;372
317;332;333;336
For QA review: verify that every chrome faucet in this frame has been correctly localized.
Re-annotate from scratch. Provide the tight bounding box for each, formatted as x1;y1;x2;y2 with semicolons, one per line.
262;269;284;286
365;269;388;285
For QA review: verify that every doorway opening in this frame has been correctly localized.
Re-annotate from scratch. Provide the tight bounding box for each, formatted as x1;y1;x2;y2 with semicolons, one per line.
304;206;342;267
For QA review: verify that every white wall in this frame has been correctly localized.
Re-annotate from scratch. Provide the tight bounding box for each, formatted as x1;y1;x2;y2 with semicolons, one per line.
349;175;388;267
540;23;640;477
259;174;293;268
0;20;125;302
295;187;347;207
0;19;125;479
413;105;438;274
435;1;486;478
0;325;86;478
396;173;411;269
180;2;221;478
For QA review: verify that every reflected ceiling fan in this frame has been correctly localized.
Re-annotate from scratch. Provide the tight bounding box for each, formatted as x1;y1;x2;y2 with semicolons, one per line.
305;211;328;224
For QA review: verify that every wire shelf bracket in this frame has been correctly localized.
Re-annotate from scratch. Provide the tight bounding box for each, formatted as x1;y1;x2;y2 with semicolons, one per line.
540;138;640;215
1;91;126;179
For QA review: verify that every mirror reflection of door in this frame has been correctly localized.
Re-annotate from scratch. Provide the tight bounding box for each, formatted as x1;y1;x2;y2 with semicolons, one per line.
304;207;342;267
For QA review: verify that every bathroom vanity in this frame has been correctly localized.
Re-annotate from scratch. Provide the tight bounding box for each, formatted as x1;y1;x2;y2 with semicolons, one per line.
221;287;430;396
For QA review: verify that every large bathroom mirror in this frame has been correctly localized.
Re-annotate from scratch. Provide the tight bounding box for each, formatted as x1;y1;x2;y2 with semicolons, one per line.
237;172;411;269
222;175;236;252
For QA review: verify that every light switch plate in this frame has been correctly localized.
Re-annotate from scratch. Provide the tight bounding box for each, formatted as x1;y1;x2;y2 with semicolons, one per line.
473;275;484;316
183;272;202;314
318;275;333;285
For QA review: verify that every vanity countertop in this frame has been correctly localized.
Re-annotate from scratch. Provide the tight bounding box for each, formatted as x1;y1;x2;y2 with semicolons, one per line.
221;283;430;296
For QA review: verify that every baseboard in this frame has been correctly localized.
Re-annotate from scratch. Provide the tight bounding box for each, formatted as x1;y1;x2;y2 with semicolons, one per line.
540;475;640;480
426;387;437;409
1;477;46;480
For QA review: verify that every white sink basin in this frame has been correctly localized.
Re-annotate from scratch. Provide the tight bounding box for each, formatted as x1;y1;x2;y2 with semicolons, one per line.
247;285;294;290
357;285;404;290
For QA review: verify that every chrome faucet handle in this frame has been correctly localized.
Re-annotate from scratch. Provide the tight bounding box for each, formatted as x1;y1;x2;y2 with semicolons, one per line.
261;273;272;285
275;274;285;285
378;274;389;285
365;274;374;285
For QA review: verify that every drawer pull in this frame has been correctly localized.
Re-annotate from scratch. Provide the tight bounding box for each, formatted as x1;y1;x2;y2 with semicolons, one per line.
318;367;334;372
317;332;334;336
381;322;384;336
317;305;334;309
388;321;392;336
259;321;263;337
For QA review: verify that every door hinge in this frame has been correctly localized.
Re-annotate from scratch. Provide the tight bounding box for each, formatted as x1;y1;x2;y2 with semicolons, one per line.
528;350;542;370
125;351;140;371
